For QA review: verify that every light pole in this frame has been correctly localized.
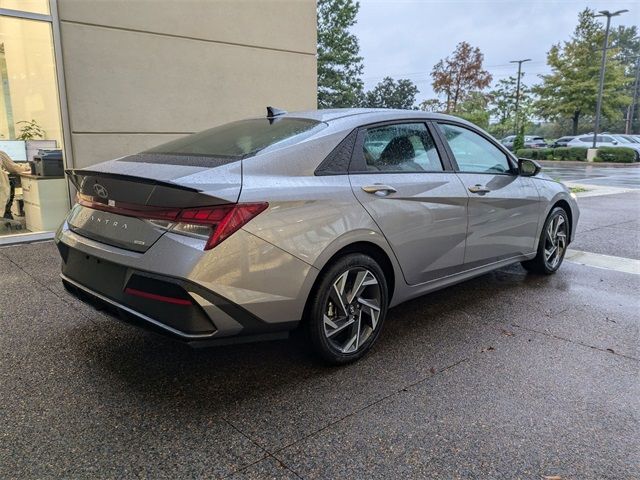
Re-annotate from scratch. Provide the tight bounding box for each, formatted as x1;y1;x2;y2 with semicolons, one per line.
510;58;531;134
592;9;628;148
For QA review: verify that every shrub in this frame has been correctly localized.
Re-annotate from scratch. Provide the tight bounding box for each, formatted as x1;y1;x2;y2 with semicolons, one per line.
595;147;637;163
515;148;534;159
553;147;571;160
567;147;587;161
516;147;586;161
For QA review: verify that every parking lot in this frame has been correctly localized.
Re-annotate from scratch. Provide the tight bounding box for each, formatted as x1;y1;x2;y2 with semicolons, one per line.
1;167;639;479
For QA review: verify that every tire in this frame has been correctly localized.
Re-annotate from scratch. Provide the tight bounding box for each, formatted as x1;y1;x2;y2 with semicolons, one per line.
521;206;569;275
306;253;389;365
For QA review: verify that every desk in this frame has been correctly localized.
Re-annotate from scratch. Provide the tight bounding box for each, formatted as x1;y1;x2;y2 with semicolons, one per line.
19;173;69;232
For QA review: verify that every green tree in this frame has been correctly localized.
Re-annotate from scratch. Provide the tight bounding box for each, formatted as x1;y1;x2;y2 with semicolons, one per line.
610;25;640;133
431;41;493;113
362;77;419;109
419;98;445;112
454;92;490;129
488;76;535;137
533;9;630;135
317;0;364;108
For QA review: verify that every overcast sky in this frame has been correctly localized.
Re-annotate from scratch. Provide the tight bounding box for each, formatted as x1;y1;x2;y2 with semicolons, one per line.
353;0;640;103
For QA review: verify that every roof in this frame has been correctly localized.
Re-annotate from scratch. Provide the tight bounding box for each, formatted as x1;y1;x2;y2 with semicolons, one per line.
279;108;474;130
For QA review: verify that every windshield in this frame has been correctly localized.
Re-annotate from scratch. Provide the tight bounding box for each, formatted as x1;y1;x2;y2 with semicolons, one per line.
145;118;326;158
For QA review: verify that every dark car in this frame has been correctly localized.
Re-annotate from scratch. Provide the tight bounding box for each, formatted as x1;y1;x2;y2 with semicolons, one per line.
550;136;575;148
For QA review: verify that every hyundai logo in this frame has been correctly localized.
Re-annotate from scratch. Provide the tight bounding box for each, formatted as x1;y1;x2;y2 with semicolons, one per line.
93;183;109;199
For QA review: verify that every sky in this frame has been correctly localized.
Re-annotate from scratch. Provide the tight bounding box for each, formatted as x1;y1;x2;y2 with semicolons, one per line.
352;0;640;103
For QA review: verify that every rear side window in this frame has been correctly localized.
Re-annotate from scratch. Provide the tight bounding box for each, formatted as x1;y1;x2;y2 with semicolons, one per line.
145;118;326;158
361;123;443;173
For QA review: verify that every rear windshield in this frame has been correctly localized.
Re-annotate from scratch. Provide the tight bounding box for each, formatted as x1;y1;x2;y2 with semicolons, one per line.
145;118;325;158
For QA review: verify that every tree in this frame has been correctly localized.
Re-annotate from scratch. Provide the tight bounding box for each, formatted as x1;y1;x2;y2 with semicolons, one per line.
362;77;419;109
455;92;490;129
431;41;493;113
488;76;535;137
610;25;640;133
533;9;630;135
419;98;445;112
317;0;365;108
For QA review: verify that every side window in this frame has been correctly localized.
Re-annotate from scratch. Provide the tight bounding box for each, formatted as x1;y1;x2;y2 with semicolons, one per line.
361;123;443;173
438;123;511;174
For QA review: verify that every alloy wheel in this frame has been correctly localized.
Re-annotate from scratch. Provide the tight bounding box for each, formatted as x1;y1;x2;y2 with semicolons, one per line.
323;268;382;354
544;214;567;269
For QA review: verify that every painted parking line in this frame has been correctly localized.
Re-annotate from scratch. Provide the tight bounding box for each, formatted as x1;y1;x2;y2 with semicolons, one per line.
565;249;640;275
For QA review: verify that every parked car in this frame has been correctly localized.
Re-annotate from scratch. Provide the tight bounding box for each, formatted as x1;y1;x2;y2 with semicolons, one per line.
500;135;548;151
567;134;640;160
550;136;575;148
56;109;579;364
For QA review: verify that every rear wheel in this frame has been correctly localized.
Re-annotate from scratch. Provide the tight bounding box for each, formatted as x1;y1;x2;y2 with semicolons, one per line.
522;206;569;274
306;253;388;365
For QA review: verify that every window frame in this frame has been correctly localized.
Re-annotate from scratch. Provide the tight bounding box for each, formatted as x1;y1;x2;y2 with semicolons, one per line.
433;121;518;176
348;120;455;174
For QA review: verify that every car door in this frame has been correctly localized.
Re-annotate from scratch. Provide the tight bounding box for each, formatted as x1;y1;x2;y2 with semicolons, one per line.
349;121;469;285
435;122;541;268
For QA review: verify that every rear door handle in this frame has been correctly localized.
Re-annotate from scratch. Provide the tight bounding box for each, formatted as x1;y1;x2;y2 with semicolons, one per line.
362;184;397;196
468;184;491;194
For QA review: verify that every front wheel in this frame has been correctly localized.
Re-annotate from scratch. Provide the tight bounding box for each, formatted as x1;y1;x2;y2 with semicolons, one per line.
522;206;569;274
306;253;389;365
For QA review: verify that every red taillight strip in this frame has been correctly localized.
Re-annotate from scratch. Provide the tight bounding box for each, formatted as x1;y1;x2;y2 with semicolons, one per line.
76;194;268;250
77;194;181;221
124;287;192;306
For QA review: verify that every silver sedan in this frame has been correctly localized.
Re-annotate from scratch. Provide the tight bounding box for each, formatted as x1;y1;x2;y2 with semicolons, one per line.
56;108;579;364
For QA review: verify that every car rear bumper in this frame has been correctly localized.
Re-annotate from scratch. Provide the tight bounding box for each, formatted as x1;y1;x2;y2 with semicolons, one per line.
56;221;315;344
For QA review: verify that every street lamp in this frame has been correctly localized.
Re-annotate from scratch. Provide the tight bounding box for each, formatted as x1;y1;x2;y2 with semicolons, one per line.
510;58;531;134
592;9;629;148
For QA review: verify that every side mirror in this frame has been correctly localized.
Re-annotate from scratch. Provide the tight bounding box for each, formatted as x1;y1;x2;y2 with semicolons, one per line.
612;140;618;145
518;158;541;177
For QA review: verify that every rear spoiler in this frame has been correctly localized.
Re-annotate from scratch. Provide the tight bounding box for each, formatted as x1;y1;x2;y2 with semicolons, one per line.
66;169;202;193
66;169;232;208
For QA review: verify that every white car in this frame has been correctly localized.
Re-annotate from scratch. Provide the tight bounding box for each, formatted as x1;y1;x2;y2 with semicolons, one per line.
567;134;640;160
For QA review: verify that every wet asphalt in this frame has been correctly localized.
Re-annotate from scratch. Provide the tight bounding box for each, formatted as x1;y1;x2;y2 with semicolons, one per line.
1;170;638;479
542;162;640;189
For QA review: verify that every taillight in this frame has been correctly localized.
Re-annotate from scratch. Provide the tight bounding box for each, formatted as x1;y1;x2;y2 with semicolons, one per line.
76;194;267;250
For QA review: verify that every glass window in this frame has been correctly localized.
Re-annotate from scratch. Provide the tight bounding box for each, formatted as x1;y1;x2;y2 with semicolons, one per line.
439;123;511;174
0;0;50;15
0;16;62;147
1;15;66;238
361;123;443;173
146;118;325;158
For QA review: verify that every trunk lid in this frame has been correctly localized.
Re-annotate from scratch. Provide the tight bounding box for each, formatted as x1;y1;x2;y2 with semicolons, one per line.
66;157;242;252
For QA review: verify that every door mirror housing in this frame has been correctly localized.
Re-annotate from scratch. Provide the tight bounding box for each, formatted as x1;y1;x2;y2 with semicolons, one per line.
612;140;618;145
518;158;541;177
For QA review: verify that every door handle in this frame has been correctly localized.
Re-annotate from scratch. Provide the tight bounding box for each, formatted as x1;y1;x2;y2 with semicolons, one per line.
468;184;491;194
362;184;397;196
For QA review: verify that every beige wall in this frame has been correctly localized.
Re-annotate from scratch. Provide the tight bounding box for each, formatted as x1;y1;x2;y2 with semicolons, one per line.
56;0;317;168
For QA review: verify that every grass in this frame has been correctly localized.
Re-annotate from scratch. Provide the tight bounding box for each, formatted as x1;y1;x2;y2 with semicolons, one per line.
569;186;589;194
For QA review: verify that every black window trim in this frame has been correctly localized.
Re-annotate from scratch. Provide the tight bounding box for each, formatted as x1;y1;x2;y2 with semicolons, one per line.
347;119;455;175
432;120;519;176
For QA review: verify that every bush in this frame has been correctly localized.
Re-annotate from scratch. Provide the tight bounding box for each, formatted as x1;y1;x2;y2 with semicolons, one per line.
595;147;637;163
515;148;534;159
515;147;586;161
567;147;588;161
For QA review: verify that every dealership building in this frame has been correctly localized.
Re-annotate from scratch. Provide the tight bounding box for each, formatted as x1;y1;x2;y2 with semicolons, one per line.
0;0;317;243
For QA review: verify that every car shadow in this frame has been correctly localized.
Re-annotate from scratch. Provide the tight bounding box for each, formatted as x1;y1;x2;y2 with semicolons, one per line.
68;264;551;414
